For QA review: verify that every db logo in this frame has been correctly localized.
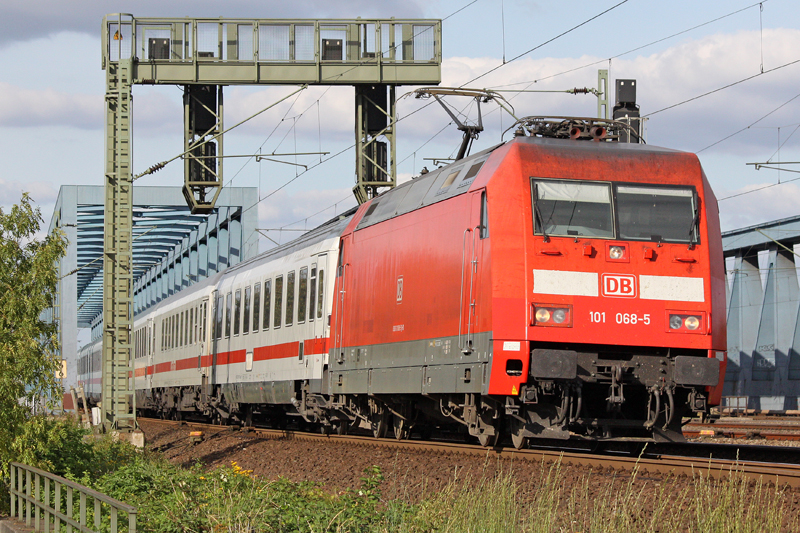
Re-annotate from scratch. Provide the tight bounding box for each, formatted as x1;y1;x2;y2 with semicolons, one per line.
601;274;637;298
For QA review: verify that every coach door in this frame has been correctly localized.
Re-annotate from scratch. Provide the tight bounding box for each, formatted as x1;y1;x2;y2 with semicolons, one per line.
313;254;327;341
197;298;210;377
460;190;487;354
147;318;154;390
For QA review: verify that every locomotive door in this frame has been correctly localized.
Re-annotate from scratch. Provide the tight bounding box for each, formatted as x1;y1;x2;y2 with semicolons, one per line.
459;190;487;354
333;237;350;364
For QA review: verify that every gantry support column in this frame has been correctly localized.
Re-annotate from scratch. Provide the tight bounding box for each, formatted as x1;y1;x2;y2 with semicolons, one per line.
353;84;397;204
103;57;136;432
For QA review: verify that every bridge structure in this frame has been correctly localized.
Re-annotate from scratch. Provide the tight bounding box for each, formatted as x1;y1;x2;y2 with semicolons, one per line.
48;185;258;402
722;215;800;411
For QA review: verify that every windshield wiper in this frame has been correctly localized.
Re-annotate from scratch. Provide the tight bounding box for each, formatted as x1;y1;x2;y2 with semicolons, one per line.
687;208;699;248
534;201;550;242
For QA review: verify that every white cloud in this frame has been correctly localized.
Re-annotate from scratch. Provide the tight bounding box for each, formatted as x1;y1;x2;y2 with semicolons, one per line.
0;1;428;47
0;178;58;207
0;82;101;129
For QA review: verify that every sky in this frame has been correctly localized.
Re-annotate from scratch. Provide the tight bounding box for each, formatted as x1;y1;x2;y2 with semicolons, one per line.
2;0;800;242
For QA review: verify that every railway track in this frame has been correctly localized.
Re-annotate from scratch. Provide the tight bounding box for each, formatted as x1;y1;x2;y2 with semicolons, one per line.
684;421;800;442
140;418;800;488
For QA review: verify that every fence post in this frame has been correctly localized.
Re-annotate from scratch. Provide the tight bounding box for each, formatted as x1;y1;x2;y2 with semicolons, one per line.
25;469;31;526
10;463;16;519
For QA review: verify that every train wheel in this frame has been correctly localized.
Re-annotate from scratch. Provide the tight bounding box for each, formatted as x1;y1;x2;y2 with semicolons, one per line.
393;416;410;440
510;418;528;450
335;421;349;435
477;430;499;447
370;410;389;438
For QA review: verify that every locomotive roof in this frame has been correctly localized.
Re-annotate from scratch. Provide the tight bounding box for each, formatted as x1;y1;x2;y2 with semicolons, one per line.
354;135;686;232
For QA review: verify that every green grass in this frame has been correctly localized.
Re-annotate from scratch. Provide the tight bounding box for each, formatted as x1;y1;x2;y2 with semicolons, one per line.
2;417;796;532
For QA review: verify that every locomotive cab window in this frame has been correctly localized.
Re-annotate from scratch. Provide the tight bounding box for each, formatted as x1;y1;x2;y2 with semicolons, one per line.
532;179;613;238
615;185;698;244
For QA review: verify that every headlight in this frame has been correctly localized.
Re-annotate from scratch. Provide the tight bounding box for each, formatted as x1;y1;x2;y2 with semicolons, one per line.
535;308;551;323
609;246;624;260
532;304;573;327
667;312;704;333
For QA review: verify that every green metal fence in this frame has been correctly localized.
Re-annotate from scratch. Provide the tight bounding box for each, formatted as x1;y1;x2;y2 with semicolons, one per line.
8;462;136;533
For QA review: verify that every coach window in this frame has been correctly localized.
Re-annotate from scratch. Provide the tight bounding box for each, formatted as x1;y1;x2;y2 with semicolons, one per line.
244;286;251;334
253;283;261;332
190;307;195;344
317;269;325;319
234;289;242;336
215;296;224;340
225;292;233;338
264;279;273;330
161;319;165;350
286;271;295;326
531;179;613;239
298;267;308;323
309;267;317;322
479;191;489;239
181;311;187;347
200;301;207;341
274;276;283;329
186;309;191;345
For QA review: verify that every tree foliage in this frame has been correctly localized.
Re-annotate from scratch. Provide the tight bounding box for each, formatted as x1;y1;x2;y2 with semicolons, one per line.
0;193;67;471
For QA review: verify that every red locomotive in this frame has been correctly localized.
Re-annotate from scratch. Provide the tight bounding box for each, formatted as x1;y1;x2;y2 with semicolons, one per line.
79;117;726;446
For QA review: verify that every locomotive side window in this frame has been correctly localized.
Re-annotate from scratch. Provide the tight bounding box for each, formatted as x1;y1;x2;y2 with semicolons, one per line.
532;179;613;238
274;276;283;329
215;296;223;340
253;283;261;331
263;279;272;330
225;292;233;338
243;286;251;334
286;271;296;326
317;269;325;319
298;267;308;323
480;191;489;239
309;266;317;322
616;185;697;243
234;289;242;336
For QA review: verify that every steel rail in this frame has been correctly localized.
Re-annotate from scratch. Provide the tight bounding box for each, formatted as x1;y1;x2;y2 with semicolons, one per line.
142;418;800;488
